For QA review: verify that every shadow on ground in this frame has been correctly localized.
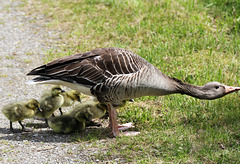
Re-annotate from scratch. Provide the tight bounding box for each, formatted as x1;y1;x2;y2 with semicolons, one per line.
0;125;110;143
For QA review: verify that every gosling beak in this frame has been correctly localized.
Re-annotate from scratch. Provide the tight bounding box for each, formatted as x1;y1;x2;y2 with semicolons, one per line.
85;117;91;122
224;85;240;94
61;89;65;93
38;107;43;112
78;97;82;103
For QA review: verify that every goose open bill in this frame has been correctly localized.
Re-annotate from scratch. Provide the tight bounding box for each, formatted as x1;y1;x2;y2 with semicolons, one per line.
27;47;240;137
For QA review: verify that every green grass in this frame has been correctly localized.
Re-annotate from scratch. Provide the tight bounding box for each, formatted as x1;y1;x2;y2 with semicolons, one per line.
23;0;240;163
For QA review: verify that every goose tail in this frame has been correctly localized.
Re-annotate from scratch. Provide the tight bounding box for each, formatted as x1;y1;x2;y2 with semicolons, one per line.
26;76;61;85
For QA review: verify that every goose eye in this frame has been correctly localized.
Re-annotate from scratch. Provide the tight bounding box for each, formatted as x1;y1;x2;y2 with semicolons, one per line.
215;86;220;89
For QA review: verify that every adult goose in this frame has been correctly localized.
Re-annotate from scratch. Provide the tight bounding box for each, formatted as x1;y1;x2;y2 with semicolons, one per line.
27;47;240;137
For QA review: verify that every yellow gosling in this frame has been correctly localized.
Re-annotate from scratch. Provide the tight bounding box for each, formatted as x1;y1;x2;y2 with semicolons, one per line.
48;115;85;134
36;85;65;119
2;99;41;132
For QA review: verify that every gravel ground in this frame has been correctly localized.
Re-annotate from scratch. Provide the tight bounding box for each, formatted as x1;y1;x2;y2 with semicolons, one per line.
0;1;113;163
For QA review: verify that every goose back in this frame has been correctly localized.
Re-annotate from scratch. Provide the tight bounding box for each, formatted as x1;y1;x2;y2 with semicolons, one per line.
28;47;177;105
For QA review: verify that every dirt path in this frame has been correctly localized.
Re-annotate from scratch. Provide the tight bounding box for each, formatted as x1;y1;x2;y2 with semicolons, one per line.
0;1;111;163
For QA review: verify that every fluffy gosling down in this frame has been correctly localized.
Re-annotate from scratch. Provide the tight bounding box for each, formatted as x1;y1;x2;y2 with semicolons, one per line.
1;99;41;132
60;90;81;114
69;101;107;126
35;85;65;119
48;101;107;134
48;115;85;134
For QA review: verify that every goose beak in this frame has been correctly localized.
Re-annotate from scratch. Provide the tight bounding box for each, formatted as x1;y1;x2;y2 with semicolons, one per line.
224;85;240;94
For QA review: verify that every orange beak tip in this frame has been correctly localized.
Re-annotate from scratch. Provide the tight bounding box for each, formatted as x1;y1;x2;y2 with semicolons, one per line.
225;86;240;93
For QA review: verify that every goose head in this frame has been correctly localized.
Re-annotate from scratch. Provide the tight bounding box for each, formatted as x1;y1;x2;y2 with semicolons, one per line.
200;82;240;100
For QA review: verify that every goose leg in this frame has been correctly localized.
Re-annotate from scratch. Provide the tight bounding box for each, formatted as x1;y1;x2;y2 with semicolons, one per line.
107;104;120;137
111;108;120;137
107;104;112;129
107;104;140;137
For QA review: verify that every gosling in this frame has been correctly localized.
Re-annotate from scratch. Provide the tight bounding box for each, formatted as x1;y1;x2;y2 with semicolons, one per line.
48;115;85;134
36;85;65;120
48;101;107;133
2;99;41;132
69;101;107;127
60;90;81;114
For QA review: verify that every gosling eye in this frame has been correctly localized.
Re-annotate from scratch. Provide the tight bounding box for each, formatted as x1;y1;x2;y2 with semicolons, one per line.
54;87;62;91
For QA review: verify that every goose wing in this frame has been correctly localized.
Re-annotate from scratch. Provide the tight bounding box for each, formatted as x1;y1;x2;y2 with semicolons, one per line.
27;47;145;95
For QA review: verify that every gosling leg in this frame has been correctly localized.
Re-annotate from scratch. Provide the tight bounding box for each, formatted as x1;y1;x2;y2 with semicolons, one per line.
58;107;63;115
10;121;14;131
18;121;32;132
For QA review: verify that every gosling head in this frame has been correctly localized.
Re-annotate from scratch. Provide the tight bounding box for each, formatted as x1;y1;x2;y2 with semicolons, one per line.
68;90;81;102
75;110;93;122
96;103;107;111
25;99;42;112
51;85;65;96
201;82;240;100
